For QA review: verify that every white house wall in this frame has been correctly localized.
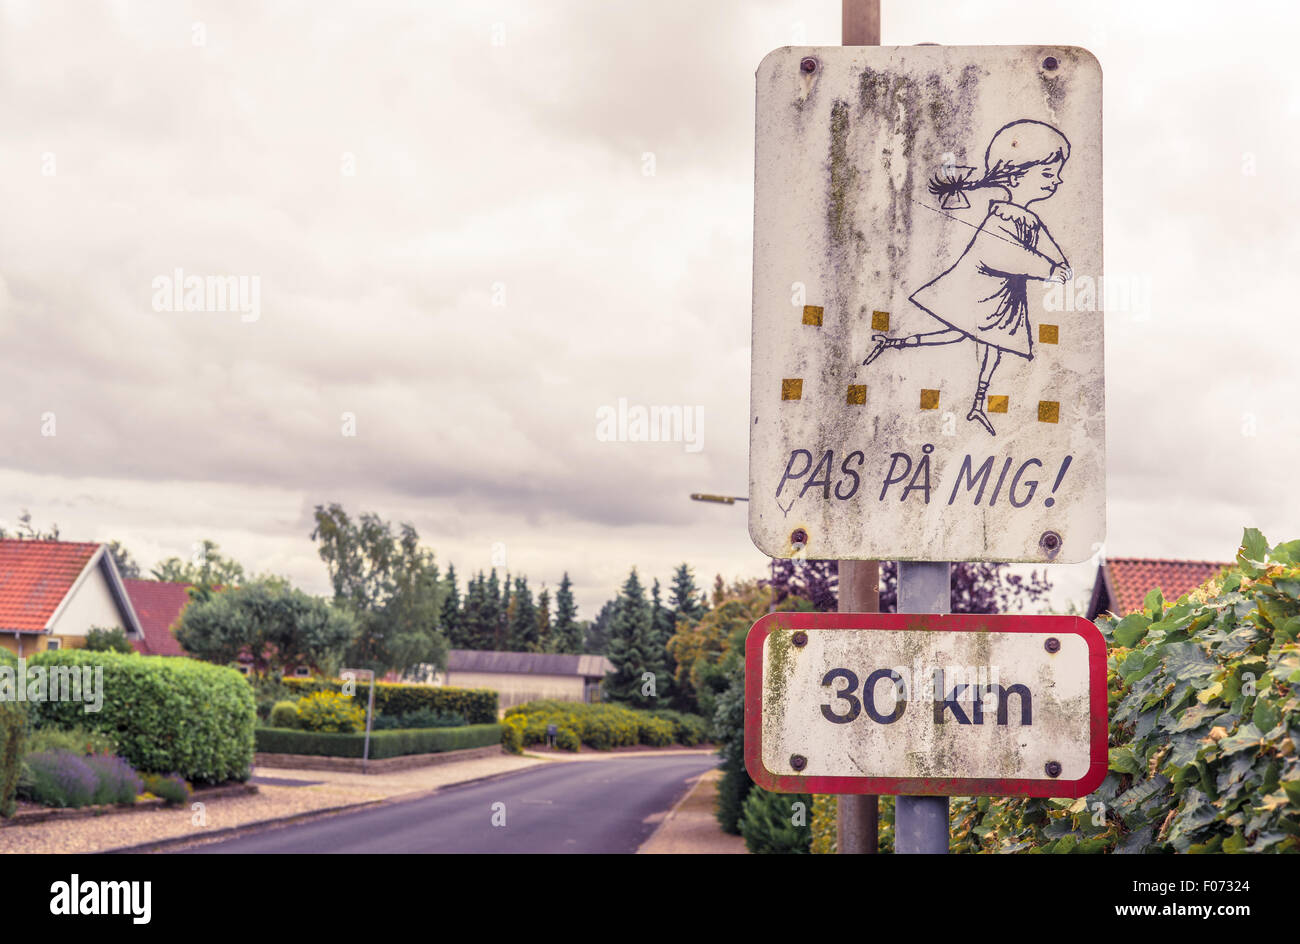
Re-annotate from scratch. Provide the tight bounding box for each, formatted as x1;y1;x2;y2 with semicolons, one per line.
48;562;129;638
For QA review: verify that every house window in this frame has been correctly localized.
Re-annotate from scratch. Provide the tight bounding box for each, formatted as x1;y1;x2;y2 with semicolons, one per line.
293;666;310;678
46;639;61;651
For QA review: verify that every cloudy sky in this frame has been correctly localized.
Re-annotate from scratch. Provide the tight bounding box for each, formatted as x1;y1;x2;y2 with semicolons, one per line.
0;0;1295;618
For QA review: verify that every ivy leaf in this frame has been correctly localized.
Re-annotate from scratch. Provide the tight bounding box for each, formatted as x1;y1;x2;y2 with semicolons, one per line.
1109;746;1143;775
1113;614;1152;649
1251;699;1280;734
1144;588;1165;620
1270;539;1300;565
1241;527;1270;564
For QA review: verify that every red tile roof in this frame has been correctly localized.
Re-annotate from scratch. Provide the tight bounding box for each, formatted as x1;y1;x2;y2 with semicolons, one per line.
1101;557;1232;617
123;579;192;657
0;539;101;632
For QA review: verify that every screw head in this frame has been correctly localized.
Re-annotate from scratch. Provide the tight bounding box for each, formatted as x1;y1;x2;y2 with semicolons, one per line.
790;528;808;549
800;57;817;74
792;631;808;647
1045;760;1062;778
1044;637;1061;654
1042;56;1059;71
790;754;807;771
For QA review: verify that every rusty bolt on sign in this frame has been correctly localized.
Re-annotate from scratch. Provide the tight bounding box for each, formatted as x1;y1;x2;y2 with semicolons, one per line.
790;527;808;549
792;631;808;647
1044;637;1061;654
1045;761;1062;778
1042;56;1059;71
1039;530;1062;558
790;754;808;771
800;57;817;74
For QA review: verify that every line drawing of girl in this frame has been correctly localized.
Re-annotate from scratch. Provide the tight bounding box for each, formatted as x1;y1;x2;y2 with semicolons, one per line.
861;119;1073;436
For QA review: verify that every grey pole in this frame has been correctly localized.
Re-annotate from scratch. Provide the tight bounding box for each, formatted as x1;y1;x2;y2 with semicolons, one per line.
895;561;951;854
362;672;376;772
836;559;880;853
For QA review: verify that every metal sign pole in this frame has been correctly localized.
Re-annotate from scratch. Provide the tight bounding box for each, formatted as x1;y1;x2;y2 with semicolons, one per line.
833;0;882;859
895;561;951;854
363;673;375;772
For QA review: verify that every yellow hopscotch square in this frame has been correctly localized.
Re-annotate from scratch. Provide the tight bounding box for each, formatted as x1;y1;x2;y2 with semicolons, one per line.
782;379;803;401
871;310;890;331
846;385;867;405
802;305;824;326
987;395;1009;414
920;389;940;410
1039;323;1059;344
1038;400;1060;423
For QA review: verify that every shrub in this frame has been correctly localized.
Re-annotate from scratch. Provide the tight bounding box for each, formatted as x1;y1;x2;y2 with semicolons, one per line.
738;787;814;854
24;650;255;784
501;717;524;754
142;773;191;806
647;709;710;746
84;627;135;654
83;753;143;805
268;701;301;729
255;724;503;759
25;726;118;757
0;702;25;817
403;708;467;728
281;677;497;724
296;691;365;733
502;700;705;751
944;528;1300;854
554;727;581;752
637;716;675;747
23;750;98;808
250;677;298;722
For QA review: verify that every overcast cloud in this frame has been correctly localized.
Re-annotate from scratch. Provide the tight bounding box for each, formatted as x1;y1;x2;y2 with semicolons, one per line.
1;0;1295;616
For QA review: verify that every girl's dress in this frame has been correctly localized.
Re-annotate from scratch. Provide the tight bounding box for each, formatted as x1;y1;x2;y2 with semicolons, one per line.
908;200;1065;359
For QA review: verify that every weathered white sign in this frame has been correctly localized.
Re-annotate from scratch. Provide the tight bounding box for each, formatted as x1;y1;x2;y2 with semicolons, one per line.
744;613;1108;797
749;46;1104;562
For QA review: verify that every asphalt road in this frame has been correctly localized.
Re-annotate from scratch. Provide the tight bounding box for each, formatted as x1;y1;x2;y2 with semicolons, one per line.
185;754;719;854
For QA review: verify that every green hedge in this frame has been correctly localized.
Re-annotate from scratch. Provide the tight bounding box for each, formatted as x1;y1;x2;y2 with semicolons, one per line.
18;650;255;784
281;678;497;724
255;723;503;759
502;700;710;750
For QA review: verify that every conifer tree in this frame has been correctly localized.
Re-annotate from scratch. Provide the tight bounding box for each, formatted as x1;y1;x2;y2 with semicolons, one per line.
552;573;582;653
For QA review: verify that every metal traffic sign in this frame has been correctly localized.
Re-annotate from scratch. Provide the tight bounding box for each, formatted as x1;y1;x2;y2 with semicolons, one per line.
749;46;1104;563
744;612;1108;797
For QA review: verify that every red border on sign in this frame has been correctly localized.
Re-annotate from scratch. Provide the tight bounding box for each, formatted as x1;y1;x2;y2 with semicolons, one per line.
744;612;1109;798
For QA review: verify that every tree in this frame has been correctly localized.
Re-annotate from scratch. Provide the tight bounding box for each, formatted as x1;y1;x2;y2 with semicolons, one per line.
85;626;135;654
668;563;707;625
441;564;464;647
507;576;538;651
535;588;552;653
603;568;663;708
584;600;615;655
175;580;357;678
483;570;503;649
0;509;58;541
151;540;245;588
310;503;448;675
649;578;676;703
551;573;582;653
105;541;140;579
765;560;1052;615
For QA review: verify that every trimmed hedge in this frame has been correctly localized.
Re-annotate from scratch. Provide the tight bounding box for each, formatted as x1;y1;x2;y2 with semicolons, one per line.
18;650;254;784
281;677;497;724
502;700;710;751
255;723;503;759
